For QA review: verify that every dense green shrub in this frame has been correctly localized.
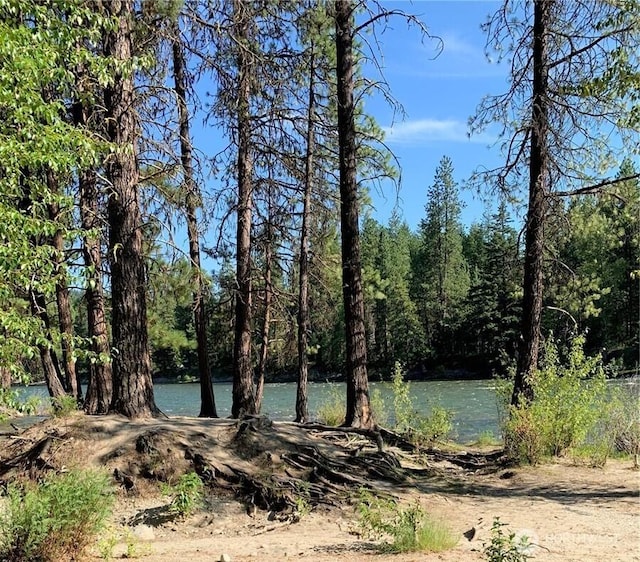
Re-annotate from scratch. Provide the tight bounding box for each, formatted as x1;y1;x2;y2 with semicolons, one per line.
51;394;79;417
161;472;204;517
0;469;114;561
0;388;40;420
501;335;610;464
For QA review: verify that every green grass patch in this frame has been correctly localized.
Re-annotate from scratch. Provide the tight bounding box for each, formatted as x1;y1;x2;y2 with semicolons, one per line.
356;489;457;553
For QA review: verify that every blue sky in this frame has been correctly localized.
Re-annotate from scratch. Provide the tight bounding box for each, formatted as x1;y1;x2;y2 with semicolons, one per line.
185;0;509;261
361;0;508;229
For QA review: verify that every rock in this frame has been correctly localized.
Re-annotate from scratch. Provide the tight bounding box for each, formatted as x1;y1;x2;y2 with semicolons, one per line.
463;527;477;541
219;554;232;562
132;524;155;541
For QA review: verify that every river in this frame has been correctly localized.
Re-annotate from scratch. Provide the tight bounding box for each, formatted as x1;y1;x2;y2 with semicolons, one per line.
13;379;502;442
14;377;639;443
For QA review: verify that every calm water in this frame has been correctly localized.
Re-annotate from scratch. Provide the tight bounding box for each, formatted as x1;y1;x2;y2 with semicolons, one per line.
15;379;502;442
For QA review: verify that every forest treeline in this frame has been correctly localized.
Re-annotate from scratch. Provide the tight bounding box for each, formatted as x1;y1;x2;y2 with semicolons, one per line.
0;0;638;425
138;155;639;381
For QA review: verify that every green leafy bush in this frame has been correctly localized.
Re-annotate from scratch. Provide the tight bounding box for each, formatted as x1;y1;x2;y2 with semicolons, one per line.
391;362;453;447
483;517;532;562
161;472;204;517
607;381;640;459
356;489;457;553
502;335;610;464
315;384;345;426
0;388;40;420
370;386;389;426
51;394;79;417
0;469;114;561
579;379;640;467
474;430;501;447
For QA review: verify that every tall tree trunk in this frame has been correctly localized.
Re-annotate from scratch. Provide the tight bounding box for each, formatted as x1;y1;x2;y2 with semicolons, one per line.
255;226;272;414
47;188;80;401
512;0;551;406
79;164;113;414
296;49;316;424
231;0;257;418
171;21;217;418
18;178;66;399
334;0;373;429
29;290;66;399
104;0;158;418
0;366;10;390
72;75;113;414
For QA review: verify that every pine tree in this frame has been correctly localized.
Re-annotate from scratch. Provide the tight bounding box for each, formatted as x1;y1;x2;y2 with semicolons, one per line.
415;156;469;359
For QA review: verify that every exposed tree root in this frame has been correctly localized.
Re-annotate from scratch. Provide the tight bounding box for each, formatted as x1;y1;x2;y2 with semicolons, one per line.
0;414;505;520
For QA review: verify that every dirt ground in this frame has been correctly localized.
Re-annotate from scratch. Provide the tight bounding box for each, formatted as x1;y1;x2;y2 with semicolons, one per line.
1;414;638;562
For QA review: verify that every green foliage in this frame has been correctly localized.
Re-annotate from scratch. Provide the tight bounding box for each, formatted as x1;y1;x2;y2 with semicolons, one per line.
414;156;470;353
370;386;388;426
391;362;413;432
51;394;78;417
554;166;640;367
0;388;40;420
96;525;151;561
0;469;114;562
96;528;118;562
315;384;345;426
161;472;204;518
580;380;640;467
0;0;113;379
145;255;200;378
390;362;453;447
483;518;532;562
356;489;457;553
502;335;610;464
462;202;522;373
292;481;312;519
474;430;501;447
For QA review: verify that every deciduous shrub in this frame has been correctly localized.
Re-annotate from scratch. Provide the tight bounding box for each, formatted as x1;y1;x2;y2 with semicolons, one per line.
0;469;114;561
161;471;204;517
315;384;344;426
391;362;453;447
501;335;610;464
0;388;40;421
483;517;532;562
51;394;79;417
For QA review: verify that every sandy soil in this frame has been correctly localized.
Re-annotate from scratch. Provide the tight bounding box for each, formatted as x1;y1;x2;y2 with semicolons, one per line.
1;414;638;562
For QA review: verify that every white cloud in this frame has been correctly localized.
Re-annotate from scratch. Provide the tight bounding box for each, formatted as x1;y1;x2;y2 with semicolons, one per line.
383;118;491;145
439;33;480;57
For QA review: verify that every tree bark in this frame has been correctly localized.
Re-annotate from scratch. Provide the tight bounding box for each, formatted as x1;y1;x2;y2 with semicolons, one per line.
103;0;158;418
47;190;80;402
71;57;113;415
334;0;373;429
0;366;9;390
231;0;257;417
79;164;113;414
255;225;272;414
296;48;316;424
171;21;217;418
512;0;551;406
29;291;66;399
